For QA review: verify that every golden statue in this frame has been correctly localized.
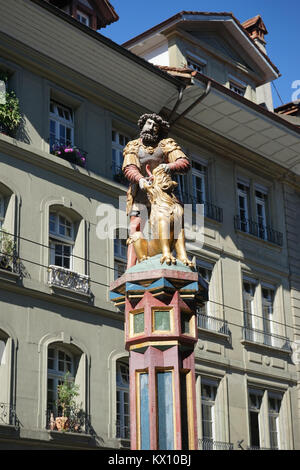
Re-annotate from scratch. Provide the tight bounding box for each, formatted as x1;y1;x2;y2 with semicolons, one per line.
122;113;192;268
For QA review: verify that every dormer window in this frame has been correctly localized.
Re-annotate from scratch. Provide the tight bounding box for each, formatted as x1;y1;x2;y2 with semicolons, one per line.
187;57;206;74
229;76;247;97
77;9;90;26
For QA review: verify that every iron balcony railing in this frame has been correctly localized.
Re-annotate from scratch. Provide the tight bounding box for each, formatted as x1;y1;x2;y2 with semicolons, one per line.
180;192;223;223
234;215;283;247
46;408;93;434
48;265;91;296
242;326;291;351
0;403;20;428
199;438;234;450
197;311;230;336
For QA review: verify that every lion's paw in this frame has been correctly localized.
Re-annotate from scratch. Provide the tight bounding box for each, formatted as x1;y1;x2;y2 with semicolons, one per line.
160;254;176;265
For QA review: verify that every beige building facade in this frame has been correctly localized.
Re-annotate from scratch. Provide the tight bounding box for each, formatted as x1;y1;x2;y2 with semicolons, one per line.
0;1;299;450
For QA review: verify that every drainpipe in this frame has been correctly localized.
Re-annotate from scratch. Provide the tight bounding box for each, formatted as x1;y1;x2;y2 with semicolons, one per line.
169;80;212;127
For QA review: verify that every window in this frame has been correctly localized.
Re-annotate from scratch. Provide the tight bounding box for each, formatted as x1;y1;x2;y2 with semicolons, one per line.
243;280;256;332
50;101;74;152
262;287;275;346
112;130;130;179
175;174;186;202
201;380;217;449
192;161;207;205
187;58;206;74
229;81;246;96
49;212;74;270
248;389;263;449
255;188;268;240
114;230;127;280
248;389;283;450
0;194;4;231
116;361;130;439
196;260;212;316
77;10;90;26
47;345;76;414
237;182;250;232
268;394;282;450
235;179;282;244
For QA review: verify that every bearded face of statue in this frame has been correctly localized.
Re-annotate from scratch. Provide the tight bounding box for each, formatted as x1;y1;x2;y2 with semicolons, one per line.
140;118;160;146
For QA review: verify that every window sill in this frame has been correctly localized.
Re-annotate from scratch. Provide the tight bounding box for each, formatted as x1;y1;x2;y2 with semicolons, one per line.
235;229;282;250
116;437;131;449
198;326;230;341
241;339;292;355
48;429;96;447
0;267;20;284
48;283;93;302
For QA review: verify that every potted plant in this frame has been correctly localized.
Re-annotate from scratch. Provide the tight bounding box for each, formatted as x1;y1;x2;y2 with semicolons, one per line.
0;73;21;136
0;229;15;271
52;143;87;168
55;372;80;432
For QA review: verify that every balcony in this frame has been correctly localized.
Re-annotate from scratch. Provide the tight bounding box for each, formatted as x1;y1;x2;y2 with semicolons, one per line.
234;215;283;246
242;326;291;352
181;192;223;223
48;265;91;296
0;403;20;429
197;311;230;337
46;408;93;434
198;438;234;450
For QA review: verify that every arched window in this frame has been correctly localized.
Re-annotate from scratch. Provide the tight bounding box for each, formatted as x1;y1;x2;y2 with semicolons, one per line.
47;206;89;295
47;344;76;414
116;360;130;439
0;328;17;427
46;342;87;432
49;212;74;270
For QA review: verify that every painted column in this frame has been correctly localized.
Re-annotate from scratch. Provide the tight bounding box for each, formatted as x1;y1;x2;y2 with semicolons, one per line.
110;255;208;450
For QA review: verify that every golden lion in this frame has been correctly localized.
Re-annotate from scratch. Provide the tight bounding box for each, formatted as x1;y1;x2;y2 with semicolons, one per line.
128;165;194;267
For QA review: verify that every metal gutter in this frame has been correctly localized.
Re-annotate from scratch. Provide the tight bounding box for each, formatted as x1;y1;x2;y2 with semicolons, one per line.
28;0;184;90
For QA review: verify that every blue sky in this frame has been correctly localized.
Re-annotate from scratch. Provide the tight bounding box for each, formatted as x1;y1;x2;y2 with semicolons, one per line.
102;0;300;109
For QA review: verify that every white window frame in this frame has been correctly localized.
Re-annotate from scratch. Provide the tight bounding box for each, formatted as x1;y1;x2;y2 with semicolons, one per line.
114;229;127;280
248;388;263;449
187;58;206;74
192;161;207;204
255;187;268;240
77;9;90;26
261;286;275;346
49;212;74;270
229;76;247;97
268;393;282;450
237;181;250;232
201;379;218;448
0;194;5;231
243;279;257;333
47;345;76;414
196;259;212;317
50;101;74;152
112;130;130;176
116;361;130;440
175;174;186;202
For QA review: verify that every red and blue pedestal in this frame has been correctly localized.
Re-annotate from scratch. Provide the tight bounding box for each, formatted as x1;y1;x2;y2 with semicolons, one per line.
110;255;208;450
